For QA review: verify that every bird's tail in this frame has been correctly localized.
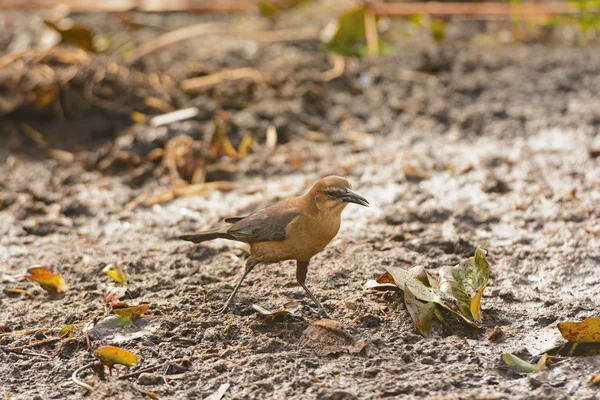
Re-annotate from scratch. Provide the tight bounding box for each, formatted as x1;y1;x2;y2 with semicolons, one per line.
178;227;233;243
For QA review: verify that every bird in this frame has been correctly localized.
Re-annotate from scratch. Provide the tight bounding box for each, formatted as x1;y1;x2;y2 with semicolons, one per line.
178;175;369;318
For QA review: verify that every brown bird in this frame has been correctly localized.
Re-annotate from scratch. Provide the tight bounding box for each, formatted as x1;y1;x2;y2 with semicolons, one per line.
179;176;369;317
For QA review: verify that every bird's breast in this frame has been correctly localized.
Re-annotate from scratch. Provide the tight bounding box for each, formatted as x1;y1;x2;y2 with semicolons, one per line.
251;213;341;263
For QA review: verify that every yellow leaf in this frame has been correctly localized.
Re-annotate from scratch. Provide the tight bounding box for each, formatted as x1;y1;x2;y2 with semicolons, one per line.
557;317;600;343
130;111;147;124
60;324;74;338
6;288;35;299
96;346;138;367
102;263;128;285
113;304;149;327
25;266;67;294
238;135;253;157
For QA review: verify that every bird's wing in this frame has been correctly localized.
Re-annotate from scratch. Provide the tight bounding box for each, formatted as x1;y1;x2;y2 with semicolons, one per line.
226;207;300;242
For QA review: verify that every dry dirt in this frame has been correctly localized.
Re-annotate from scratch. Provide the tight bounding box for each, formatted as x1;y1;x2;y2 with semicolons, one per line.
1;9;600;400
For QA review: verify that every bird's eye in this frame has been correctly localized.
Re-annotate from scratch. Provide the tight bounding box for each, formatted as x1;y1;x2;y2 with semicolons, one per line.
325;189;336;197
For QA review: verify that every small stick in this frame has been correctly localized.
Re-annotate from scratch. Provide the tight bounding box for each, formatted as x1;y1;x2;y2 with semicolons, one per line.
150;107;200;127
364;6;379;58
5;336;76;352
72;362;95;392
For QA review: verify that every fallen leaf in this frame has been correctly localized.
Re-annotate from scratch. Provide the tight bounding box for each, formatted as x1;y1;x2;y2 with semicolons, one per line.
96;346;138;369
113;305;149;327
385;263;478;328
586;374;600;388
300;319;366;355
5;288;35;299
44;20;96;52
252;301;303;321
364;271;398;291
439;248;490;322
403;284;435;337
558;317;600;354
60;324;74;338
25;266;67;294
502;353;548;373
103;285;129;309
102;263;128;285
558;317;600;344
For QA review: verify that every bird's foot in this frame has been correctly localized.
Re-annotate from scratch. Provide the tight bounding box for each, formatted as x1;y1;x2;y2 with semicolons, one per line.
220;300;235;314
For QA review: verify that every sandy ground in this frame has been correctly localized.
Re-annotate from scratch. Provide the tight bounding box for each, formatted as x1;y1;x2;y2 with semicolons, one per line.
1;9;600;400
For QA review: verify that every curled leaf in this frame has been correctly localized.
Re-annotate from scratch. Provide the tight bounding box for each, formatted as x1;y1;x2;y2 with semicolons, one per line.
439;248;490;322
96;346;138;368
25;266;67;294
502;353;548;373
403;284;435;337
300;319;367;356
60;324;74;338
113;304;149;327
102;264;128;285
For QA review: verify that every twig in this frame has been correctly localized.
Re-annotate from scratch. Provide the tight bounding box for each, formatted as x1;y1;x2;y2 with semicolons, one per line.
205;383;231;400
72;362;95;393
131;24;319;63
117;357;195;380
5;336;76;352
371;2;590;17
364;6;379;58
181;68;264;93
129;22;230;63
322;54;345;82
150;107;200;127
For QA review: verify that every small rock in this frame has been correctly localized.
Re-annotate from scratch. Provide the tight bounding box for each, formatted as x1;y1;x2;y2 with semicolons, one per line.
137;373;164;386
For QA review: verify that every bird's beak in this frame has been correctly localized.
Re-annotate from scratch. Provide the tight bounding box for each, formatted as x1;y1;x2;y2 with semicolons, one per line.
340;188;369;207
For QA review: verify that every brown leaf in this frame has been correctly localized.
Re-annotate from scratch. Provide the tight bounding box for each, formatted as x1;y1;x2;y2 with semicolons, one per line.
300;319;366;355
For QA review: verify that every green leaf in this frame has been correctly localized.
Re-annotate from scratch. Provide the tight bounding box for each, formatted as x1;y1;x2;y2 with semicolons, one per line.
439;248;490;322
385;264;479;328
502;353;548;373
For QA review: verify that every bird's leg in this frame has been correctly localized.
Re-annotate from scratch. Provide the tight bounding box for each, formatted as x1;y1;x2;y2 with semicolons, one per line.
221;257;259;314
296;260;330;318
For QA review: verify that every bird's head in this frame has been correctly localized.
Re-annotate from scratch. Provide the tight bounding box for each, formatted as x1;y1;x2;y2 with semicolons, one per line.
309;175;369;212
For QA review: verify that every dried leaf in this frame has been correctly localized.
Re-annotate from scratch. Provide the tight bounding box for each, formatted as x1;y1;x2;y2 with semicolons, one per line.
252;301;303;321
300;319;366;355
439;248;490;322
558;317;600;343
385;264;478;328
25;266;67;294
44;20;96;52
104;285;129;309
102;263;128;285
403;284;435;337
502;353;548;373
365;271;398;291
96;346;138;368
